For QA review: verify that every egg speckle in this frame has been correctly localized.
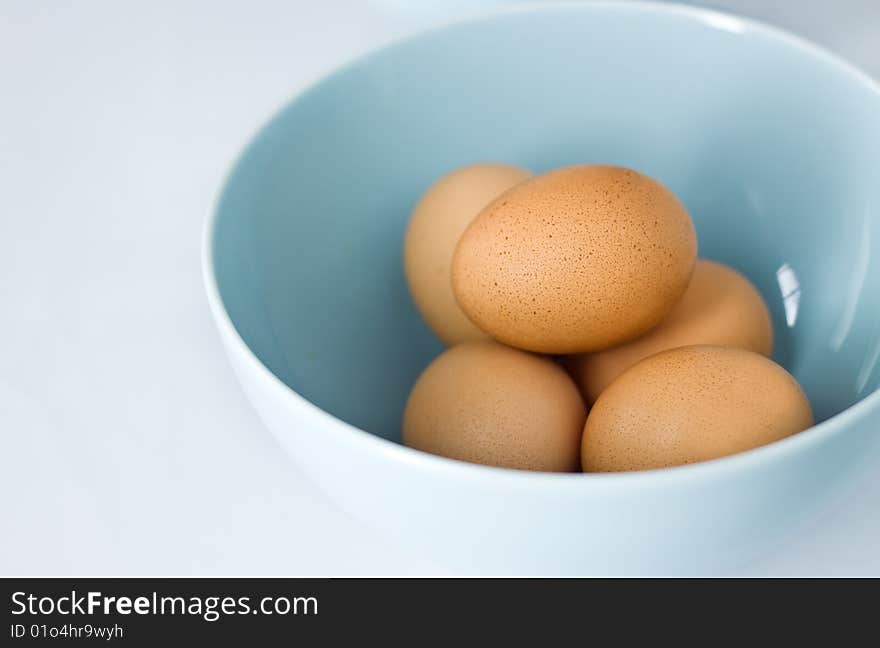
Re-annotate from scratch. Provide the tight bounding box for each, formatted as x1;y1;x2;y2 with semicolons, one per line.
452;165;697;353
403;341;586;472
566;259;773;403
404;163;532;346
581;345;813;472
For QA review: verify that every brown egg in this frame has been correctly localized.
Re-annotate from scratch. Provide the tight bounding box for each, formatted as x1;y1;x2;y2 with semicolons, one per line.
403;341;585;472
581;345;813;472
404;163;532;346
566;259;773;404
452;165;697;354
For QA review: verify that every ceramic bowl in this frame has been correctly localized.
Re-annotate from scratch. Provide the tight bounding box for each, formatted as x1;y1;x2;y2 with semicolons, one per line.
204;2;880;575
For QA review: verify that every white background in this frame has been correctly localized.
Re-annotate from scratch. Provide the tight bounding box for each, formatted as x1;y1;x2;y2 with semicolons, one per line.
1;0;878;576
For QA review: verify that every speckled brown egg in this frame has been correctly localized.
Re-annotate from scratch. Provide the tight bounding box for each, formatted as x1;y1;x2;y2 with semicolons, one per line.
404;163;532;346
402;341;586;472
581;345;813;472
566;259;773;404
452;165;697;354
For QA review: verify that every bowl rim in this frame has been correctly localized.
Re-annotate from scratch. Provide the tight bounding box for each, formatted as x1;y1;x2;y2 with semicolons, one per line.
202;0;880;488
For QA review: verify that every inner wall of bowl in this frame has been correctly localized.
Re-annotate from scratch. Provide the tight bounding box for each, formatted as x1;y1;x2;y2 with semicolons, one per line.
213;6;880;443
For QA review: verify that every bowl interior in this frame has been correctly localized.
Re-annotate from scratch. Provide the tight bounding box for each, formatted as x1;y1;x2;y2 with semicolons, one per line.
212;4;880;444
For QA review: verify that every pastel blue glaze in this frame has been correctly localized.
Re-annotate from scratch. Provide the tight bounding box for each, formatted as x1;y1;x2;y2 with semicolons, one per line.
205;2;880;575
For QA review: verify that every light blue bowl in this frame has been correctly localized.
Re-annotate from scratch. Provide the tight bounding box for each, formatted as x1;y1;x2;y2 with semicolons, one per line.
204;2;880;575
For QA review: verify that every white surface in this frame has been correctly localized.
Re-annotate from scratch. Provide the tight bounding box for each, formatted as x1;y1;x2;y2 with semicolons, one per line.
1;0;877;576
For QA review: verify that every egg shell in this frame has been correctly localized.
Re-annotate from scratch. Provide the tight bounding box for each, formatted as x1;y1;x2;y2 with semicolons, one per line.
452;165;697;354
404;163;532;346
581;345;814;472
403;341;586;472
566;259;773;404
